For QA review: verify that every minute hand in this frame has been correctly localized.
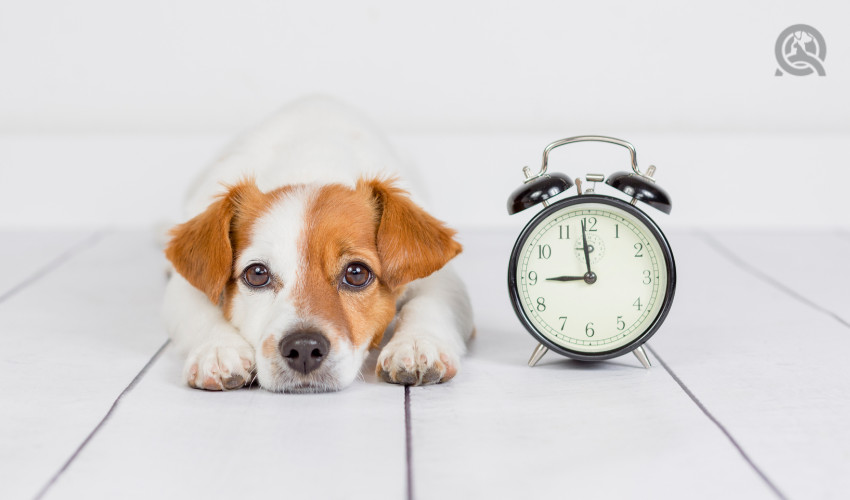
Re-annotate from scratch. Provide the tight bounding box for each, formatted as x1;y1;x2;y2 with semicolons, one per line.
581;219;592;274
546;276;586;282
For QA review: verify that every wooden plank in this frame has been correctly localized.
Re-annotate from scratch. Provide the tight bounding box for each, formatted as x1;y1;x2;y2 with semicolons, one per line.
0;231;169;499
10;228;847;499
649;231;850;499
43;347;408;499
0;230;95;297
409;229;774;499
704;230;850;321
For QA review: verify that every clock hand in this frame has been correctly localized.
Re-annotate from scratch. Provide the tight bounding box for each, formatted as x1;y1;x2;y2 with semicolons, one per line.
545;276;586;282
581;219;592;274
579;220;598;284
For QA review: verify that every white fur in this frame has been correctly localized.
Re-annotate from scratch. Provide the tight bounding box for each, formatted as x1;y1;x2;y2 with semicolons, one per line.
378;264;475;384
163;96;474;392
162;274;255;390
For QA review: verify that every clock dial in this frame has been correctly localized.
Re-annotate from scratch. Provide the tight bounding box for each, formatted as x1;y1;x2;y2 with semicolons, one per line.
514;200;670;354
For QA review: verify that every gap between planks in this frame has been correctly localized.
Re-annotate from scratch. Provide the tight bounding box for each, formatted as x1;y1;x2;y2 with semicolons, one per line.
34;340;171;499
0;231;108;304
652;229;850;499
405;385;414;500
640;230;823;500
699;232;850;329
647;345;789;500
0;230;169;500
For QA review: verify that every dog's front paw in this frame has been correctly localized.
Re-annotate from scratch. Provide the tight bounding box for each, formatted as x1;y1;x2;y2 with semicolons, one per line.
377;337;459;386
184;338;255;391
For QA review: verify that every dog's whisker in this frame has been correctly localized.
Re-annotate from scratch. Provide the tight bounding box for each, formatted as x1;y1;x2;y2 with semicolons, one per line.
247;371;259;388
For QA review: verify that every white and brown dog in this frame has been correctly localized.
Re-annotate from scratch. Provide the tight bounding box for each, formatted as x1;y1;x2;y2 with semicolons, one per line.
162;97;474;393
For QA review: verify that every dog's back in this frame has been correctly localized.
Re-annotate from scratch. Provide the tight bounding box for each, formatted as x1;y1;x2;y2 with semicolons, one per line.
183;96;417;219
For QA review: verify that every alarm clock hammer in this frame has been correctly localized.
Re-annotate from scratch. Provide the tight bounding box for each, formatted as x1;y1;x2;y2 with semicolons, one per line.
506;136;676;370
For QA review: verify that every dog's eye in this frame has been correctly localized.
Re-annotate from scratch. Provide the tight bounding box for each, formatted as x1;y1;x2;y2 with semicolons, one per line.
343;262;372;288
243;264;271;287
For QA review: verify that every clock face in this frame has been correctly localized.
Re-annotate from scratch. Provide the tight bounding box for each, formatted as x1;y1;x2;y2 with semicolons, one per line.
510;196;674;357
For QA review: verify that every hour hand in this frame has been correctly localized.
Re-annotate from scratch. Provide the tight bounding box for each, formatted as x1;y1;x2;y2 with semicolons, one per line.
545;275;586;282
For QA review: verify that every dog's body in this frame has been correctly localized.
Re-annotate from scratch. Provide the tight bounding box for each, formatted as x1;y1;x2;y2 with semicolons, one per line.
163;98;474;392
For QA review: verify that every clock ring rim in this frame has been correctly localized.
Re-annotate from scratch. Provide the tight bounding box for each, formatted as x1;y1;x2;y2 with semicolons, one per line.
507;194;677;361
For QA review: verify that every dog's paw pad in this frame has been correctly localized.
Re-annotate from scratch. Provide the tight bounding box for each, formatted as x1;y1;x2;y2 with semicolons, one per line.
185;342;255;391
376;338;459;386
222;373;246;390
421;367;442;385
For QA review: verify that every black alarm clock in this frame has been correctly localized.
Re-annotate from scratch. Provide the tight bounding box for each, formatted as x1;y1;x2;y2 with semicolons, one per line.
506;136;676;368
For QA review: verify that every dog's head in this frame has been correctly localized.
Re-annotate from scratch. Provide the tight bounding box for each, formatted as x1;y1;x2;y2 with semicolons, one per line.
165;178;461;392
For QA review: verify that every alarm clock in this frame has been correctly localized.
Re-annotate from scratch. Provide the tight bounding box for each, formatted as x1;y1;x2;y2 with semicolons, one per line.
506;136;676;369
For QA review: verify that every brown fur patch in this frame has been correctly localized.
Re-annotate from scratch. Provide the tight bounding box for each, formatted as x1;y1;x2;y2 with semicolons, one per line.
294;179;462;352
261;335;279;360
165;179;268;304
358;177;462;289
166;179;296;311
296;184;396;351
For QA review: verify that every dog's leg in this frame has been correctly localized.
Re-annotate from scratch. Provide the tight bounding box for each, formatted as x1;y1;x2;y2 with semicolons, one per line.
163;274;255;390
377;264;474;385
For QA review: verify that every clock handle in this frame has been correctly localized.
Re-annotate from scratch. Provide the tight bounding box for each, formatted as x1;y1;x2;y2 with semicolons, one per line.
532;135;654;181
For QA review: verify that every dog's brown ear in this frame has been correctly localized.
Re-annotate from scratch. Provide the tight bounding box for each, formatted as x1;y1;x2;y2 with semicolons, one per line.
359;177;462;289
165;180;262;304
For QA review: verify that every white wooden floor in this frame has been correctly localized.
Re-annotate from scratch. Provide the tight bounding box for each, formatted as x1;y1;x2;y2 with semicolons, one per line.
1;228;848;500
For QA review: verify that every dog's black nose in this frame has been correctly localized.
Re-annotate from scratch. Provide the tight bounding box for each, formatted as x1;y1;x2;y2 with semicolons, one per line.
279;331;330;374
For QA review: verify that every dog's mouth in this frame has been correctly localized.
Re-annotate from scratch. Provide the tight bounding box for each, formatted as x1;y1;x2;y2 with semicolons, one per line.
278;377;346;394
260;366;347;393
284;382;340;394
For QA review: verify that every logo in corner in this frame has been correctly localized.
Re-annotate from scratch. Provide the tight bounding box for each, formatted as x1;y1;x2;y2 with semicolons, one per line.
775;24;826;76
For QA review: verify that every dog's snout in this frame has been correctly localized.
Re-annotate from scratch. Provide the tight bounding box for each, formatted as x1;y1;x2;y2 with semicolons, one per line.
279;331;330;374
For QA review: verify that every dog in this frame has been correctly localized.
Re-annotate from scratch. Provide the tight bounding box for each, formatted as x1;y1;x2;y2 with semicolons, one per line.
162;97;475;392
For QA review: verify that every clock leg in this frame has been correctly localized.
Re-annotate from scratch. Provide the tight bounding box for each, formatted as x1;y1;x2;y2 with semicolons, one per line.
633;345;652;369
528;343;548;367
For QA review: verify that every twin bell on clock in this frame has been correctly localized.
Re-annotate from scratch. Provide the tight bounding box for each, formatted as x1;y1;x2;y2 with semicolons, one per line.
506;136;677;369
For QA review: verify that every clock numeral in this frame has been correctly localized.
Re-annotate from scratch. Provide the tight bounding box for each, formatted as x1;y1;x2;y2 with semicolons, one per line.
536;297;546;311
634;243;644;258
582;217;598;232
585;322;595;337
633;297;642;311
559;316;568;330
559;225;570;239
642;270;652;285
527;271;538;286
615;224;620;239
617;316;625;330
537;244;552;259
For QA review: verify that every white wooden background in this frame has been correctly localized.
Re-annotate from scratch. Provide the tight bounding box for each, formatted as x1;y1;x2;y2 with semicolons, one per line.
1;1;849;231
2;132;850;231
1;225;847;499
